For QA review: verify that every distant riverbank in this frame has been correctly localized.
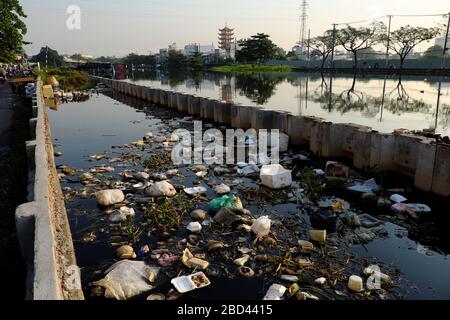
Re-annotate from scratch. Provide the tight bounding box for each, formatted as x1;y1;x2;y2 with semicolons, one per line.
210;64;294;74
34;68;95;91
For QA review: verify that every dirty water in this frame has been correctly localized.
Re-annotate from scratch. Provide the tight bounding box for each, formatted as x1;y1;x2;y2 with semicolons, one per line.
48;89;450;300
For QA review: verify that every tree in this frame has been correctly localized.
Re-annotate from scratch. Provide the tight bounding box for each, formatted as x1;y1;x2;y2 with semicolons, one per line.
188;52;204;70
31;47;65;67
123;53;156;66
236;33;278;64
0;0;28;62
307;30;335;68
166;50;188;71
336;22;385;68
384;25;441;69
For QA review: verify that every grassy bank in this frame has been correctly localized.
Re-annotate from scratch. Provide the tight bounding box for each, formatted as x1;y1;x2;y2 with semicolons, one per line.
210;64;294;74
34;68;95;91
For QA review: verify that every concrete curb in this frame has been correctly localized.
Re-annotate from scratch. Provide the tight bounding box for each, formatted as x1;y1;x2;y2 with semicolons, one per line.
15;79;84;300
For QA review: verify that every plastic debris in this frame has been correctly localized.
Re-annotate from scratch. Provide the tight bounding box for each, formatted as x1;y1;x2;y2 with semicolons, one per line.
212;207;241;226
187;222;202;233
347;178;380;193
190;209;207;220
348;275;364;293
260;164;292;189
315;277;327;285
298;240;314;253
390;194;408;203
146;181;177;197
171;272;211;293
281;275;298;282
214;183;231;195
109;206;135;223
92;260;160;300
251;216;271;237
405;203;432;213
314;169;325;176
234;255;250;267
263;284;287;300
309;230;327;243
158;253;178;267
184;186;208;196
209;195;243;213
237;164;259;176
116;245;136;260
96;189;125;206
181;248;209;270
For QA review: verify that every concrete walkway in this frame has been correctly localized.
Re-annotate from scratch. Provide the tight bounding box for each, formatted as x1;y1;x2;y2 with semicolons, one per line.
0;82;30;299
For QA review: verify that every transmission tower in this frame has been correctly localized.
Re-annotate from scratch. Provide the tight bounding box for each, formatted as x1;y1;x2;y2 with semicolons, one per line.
299;0;308;53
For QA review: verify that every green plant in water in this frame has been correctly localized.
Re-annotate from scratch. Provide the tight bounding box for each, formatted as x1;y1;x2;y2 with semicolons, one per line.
144;194;191;232
124;219;142;243
296;168;324;200
144;152;171;169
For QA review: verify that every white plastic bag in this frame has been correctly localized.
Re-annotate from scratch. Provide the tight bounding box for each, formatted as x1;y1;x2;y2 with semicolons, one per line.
93;260;160;300
251;216;271;237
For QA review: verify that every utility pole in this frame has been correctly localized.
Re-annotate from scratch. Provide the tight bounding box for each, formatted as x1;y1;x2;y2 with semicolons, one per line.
441;12;450;69
385;15;392;69
45;46;49;70
330;24;337;69
436;13;450;133
307;29;311;68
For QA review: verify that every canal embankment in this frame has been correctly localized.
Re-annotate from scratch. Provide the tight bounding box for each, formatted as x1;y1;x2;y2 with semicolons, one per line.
14;78;84;300
94;76;450;198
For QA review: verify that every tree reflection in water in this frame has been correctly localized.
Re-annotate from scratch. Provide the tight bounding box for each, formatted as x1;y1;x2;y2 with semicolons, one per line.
385;78;432;115
311;75;435;119
235;74;283;105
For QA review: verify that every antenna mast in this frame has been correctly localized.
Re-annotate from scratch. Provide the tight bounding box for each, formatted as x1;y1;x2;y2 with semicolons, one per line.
299;0;309;53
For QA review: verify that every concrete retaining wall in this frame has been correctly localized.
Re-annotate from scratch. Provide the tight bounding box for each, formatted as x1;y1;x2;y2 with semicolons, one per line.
15;79;84;300
94;77;450;197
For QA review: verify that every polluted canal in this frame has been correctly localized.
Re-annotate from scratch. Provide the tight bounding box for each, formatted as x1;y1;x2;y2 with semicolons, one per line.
48;87;450;300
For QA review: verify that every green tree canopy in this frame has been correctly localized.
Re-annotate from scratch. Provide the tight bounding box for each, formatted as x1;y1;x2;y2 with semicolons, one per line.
0;0;28;63
383;25;441;68
307;30;336;68
236;33;278;64
336;22;386;68
123;53;157;66
31;47;65;67
166;50;188;71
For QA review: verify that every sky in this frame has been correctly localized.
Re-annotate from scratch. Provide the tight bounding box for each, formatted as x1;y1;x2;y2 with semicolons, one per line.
20;0;450;57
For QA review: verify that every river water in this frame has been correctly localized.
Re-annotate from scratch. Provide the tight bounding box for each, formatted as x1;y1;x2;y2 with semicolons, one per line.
46;87;450;300
124;71;450;137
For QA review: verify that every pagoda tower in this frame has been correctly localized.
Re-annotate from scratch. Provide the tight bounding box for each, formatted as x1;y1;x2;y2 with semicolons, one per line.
218;24;234;51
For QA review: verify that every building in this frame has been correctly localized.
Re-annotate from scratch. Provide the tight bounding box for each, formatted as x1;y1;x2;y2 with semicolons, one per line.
183;43;216;56
218;24;235;52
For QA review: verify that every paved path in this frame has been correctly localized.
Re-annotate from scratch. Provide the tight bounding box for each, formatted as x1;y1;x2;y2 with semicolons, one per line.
0;82;29;299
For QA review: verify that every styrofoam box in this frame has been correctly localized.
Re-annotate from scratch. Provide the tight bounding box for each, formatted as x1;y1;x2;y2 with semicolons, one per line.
171;272;211;293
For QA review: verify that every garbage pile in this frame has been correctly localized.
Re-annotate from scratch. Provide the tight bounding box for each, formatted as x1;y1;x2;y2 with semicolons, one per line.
57;106;436;301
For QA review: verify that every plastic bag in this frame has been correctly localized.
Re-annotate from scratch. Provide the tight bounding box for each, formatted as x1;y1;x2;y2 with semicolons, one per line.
92;260;160;300
346;178;380;193
209;195;243;213
251;216;271;237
